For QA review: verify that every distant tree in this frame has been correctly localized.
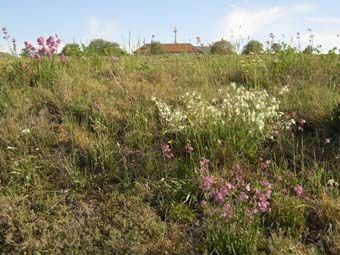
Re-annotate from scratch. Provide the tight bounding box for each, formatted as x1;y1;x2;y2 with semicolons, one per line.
271;43;282;54
62;43;83;57
210;40;236;55
242;40;263;55
85;39;127;56
303;45;315;54
150;41;163;55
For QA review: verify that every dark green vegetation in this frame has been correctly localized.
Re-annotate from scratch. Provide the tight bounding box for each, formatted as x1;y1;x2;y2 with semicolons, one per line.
0;51;339;254
242;40;264;54
211;40;236;55
60;39;127;58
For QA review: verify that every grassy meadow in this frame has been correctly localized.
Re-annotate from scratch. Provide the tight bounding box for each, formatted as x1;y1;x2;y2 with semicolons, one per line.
0;51;339;254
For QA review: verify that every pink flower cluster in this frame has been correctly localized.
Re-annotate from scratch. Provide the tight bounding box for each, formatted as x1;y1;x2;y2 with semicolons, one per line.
199;161;273;219
259;157;271;171
294;184;304;197
185;143;194;153
24;35;62;59
161;144;174;160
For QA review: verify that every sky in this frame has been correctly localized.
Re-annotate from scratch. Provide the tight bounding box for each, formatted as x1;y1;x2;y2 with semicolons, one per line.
1;0;340;53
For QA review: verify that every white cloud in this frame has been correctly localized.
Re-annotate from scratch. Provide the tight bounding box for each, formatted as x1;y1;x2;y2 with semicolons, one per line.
218;4;339;51
220;6;286;38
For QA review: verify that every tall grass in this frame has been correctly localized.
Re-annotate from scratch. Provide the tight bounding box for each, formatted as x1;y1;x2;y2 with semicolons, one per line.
0;52;339;254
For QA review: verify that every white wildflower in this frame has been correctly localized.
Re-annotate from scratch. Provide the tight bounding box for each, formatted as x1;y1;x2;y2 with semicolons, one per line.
152;83;281;137
327;179;339;187
21;128;31;135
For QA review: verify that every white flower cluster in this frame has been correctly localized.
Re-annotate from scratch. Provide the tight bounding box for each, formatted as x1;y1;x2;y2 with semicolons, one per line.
239;58;266;70
152;98;187;132
152;83;281;137
279;85;290;95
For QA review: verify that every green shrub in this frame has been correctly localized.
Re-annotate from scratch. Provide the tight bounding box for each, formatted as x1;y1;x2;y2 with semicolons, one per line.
271;43;282;54
85;39;127;56
242;40;264;55
303;45;316;54
150;41;163;55
62;43;83;57
211;40;236;55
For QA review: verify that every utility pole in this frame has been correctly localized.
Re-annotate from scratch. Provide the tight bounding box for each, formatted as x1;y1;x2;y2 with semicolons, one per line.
173;27;178;44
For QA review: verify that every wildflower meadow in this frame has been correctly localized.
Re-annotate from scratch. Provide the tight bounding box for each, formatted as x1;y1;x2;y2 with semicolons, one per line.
0;28;339;255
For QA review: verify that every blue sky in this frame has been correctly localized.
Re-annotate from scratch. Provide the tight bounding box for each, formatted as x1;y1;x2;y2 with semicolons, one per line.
1;0;340;52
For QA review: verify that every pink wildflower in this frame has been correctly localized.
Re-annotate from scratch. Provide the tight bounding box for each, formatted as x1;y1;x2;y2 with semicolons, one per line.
185;143;194;153
253;189;271;212
261;181;273;198
200;200;207;208
239;192;249;201
37;36;45;46
260;157;271;171
46;36;55;47
225;182;234;191
213;191;225;204
245;207;258;217
200;158;210;168
199;158;210;175
201;175;215;191
257;200;270;212
294;184;304;197
220;203;233;218
161;144;174;160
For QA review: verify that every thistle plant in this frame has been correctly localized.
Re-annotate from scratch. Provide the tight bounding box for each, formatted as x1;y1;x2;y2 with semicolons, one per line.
1;27;17;56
